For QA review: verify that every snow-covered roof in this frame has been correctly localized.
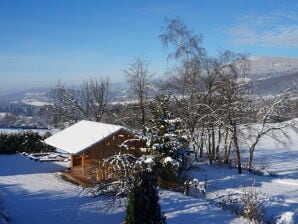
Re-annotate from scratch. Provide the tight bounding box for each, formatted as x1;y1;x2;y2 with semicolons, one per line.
44;120;125;155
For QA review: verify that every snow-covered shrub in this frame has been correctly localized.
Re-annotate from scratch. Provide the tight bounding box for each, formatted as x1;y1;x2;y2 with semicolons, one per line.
89;154;139;198
88;178;133;199
0;131;51;154
220;182;267;223
184;178;208;198
142;156;155;166
241;185;266;222
102;153;138;180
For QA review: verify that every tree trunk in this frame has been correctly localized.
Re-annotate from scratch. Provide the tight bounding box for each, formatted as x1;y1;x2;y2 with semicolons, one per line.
199;124;205;158
216;126;221;160
140;101;146;135
208;128;212;164
233;125;242;174
227;140;232;164
193;142;199;162
211;125;216;161
235;142;242;174
248;142;258;172
223;128;229;164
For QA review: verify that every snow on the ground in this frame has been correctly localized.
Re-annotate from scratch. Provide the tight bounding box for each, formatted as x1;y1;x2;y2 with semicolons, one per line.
188;124;298;222
160;190;243;224
0;154;244;224
0;113;6;119
0;154;125;224
21;99;52;107
276;212;296;224
0;119;297;223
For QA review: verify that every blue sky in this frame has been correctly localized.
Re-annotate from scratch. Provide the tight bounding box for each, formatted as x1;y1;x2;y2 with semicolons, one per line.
0;0;298;94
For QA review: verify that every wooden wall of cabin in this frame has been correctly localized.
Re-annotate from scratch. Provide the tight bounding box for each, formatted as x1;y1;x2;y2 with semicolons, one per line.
72;129;145;166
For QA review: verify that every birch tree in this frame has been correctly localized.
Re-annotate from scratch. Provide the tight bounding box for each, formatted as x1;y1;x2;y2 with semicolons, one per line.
159;18;208;159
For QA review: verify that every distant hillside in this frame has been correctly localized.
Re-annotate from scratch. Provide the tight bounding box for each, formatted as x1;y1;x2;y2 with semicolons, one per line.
0;84;130;105
248;56;298;95
253;72;298;95
248;56;298;80
0;56;297;103
0;87;50;105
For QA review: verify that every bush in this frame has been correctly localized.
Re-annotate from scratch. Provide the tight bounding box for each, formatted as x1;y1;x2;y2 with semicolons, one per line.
220;181;267;223
0;131;52;154
125;170;166;224
184;178;209;198
88;154;138;199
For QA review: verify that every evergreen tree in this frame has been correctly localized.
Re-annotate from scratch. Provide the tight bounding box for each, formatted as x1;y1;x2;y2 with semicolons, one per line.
125;170;166;224
148;94;189;170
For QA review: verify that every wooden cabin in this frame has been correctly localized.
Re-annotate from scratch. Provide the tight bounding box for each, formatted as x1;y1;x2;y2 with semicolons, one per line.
44;120;145;184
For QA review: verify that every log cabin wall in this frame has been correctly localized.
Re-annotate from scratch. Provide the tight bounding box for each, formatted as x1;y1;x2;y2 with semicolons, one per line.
72;129;145;167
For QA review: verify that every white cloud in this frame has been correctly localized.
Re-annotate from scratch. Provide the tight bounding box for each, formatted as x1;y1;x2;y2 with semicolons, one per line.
228;11;298;47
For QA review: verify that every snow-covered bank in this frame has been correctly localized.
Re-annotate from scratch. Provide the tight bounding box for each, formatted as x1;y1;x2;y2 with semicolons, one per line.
0;154;244;224
188;125;298;222
0;154;124;224
0;119;296;223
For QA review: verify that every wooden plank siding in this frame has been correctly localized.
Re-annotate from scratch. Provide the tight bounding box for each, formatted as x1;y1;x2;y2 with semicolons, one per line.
84;129;143;161
67;129;146;183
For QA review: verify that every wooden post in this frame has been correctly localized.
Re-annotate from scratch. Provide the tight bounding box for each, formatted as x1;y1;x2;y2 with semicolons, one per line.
82;154;85;177
70;154;74;168
96;168;99;181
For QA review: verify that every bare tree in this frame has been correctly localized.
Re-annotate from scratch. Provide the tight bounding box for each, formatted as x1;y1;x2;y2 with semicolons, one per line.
124;56;153;134
245;90;298;171
1;113;18;127
48;77;111;126
216;51;251;174
159;17;205;65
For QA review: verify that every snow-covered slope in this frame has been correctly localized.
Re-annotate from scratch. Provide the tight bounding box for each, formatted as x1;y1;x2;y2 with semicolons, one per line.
188;119;298;222
246;56;298;95
0;119;297;223
0;88;50;105
0;154;244;224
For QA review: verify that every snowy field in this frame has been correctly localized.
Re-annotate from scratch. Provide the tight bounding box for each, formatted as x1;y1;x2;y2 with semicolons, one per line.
0;155;244;224
188;125;298;223
0;121;297;223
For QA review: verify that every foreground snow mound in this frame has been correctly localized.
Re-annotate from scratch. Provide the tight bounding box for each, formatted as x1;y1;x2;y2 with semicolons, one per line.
277;212;296;224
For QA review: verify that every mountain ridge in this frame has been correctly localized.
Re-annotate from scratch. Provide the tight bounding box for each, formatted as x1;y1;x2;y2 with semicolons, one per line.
0;56;297;103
